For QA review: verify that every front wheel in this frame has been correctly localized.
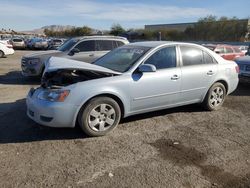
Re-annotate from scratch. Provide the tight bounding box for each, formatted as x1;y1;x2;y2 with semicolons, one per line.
203;82;226;111
79;97;121;136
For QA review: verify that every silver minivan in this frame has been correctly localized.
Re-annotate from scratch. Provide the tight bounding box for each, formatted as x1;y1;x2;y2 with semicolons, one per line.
21;36;129;77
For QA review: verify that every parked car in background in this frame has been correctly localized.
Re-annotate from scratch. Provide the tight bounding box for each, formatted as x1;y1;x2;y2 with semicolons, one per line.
10;38;26;49
26;42;239;136
0;40;14;57
21;36;129;77
47;38;64;50
27;38;49;50
235;56;250;82
238;45;248;54
203;44;245;60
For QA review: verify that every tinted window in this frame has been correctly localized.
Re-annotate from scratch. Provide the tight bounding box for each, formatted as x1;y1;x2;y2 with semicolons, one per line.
58;38;79;52
116;41;124;47
144;47;176;69
95;40;113;51
180;46;203;66
112;40;124;48
53;39;62;43
75;40;95;52
203;51;215;64
13;38;22;42
225;47;233;53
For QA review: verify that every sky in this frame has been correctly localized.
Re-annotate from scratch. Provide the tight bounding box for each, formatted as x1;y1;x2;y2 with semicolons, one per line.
0;0;249;31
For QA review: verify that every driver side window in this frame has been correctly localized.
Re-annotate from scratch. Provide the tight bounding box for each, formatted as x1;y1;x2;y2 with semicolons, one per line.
144;47;176;69
75;40;95;52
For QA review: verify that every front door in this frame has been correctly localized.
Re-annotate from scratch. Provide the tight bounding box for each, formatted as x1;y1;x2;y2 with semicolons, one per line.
130;46;181;113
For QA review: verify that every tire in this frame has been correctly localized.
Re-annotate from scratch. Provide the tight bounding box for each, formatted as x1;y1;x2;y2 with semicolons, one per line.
0;50;4;58
203;82;226;111
79;97;121;136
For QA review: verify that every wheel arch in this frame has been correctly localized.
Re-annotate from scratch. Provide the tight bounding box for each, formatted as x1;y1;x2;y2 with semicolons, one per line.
214;79;229;94
75;93;126;127
202;79;229;102
0;50;5;57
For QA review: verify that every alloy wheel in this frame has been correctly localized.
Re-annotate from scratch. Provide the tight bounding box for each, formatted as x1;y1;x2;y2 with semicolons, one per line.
88;103;116;132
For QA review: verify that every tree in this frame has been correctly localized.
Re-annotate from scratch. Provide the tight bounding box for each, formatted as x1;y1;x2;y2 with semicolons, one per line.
110;24;125;36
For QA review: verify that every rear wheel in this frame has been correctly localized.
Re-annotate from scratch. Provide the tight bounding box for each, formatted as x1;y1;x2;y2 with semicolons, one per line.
0;50;4;58
79;97;121;136
203;82;226;111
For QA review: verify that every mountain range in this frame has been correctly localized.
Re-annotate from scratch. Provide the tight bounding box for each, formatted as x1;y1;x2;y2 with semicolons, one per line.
21;25;76;35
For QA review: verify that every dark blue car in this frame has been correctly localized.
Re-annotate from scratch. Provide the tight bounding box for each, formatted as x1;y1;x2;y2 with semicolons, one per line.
235;56;250;82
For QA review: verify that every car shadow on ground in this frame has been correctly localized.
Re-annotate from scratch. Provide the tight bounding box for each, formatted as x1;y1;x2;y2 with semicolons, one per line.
0;99;85;144
121;104;203;124
0;71;40;85
0;98;204;144
230;82;250;96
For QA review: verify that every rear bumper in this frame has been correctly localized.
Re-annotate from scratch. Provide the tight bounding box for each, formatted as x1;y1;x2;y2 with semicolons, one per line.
4;48;14;56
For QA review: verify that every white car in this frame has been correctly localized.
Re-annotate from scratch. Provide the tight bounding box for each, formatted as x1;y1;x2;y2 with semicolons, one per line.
0;40;14;58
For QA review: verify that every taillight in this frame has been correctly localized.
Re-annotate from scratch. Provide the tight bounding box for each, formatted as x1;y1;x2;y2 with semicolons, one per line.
235;65;239;73
6;45;13;48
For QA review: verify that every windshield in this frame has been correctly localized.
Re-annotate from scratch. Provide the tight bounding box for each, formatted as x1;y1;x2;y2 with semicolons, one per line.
94;46;151;73
58;38;79;52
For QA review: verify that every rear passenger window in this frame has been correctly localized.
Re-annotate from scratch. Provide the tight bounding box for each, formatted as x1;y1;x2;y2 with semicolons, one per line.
203;51;215;64
225;47;233;53
180;46;203;66
95;40;113;51
144;47;176;69
75;40;95;52
116;41;124;47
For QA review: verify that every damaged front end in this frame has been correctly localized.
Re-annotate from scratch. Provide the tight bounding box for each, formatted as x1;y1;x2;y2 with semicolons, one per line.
41;69;116;89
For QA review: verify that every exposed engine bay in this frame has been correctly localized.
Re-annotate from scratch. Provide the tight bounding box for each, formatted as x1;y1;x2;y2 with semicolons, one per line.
41;69;116;88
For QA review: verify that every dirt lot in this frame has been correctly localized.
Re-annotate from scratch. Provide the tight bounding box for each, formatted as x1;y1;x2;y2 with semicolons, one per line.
0;51;250;188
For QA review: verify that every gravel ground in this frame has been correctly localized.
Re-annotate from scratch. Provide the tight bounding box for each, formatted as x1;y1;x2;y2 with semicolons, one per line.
0;51;250;188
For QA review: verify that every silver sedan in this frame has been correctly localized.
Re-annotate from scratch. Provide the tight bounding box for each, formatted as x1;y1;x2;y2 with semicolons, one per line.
26;42;239;136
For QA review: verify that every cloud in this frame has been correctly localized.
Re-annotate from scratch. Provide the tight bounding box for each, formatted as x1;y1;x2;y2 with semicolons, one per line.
65;1;213;22
0;0;214;30
0;0;213;21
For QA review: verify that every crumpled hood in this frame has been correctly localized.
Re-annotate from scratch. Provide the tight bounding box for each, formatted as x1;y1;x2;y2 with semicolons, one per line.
45;57;121;75
23;50;63;58
235;56;250;64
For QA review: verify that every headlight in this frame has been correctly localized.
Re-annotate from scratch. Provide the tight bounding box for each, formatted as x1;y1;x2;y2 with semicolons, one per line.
37;90;70;102
28;58;40;65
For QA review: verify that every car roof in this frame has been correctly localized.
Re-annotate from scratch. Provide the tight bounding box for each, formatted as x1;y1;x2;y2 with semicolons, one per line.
127;41;204;48
74;35;128;41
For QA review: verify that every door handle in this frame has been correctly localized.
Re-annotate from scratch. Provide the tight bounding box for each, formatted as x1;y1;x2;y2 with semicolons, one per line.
171;75;180;80
89;53;94;57
207;70;214;75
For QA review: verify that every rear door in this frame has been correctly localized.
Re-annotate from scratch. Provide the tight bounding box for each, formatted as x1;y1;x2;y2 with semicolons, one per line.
94;40;114;61
70;40;96;63
179;45;218;103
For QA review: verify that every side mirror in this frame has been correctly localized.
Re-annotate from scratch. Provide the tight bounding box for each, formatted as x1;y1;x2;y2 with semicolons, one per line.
69;48;80;56
215;50;220;54
138;64;156;73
